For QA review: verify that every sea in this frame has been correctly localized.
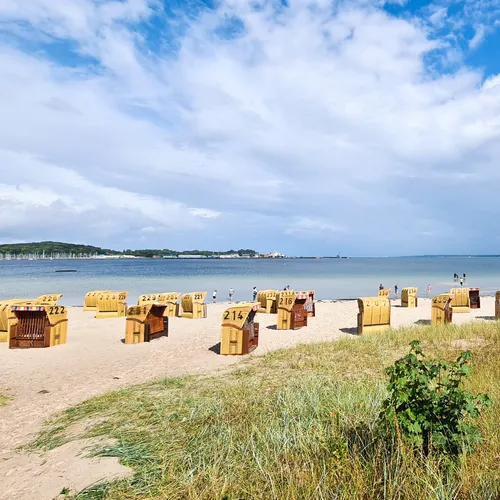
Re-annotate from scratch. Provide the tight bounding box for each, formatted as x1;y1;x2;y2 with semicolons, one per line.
1;257;499;306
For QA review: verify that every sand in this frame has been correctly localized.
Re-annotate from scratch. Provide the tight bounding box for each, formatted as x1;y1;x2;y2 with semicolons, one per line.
0;297;495;499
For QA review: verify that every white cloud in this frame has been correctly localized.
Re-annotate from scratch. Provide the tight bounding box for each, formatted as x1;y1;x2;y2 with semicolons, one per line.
483;74;500;91
469;24;486;49
0;150;212;240
0;0;500;255
428;7;448;27
0;0;152;42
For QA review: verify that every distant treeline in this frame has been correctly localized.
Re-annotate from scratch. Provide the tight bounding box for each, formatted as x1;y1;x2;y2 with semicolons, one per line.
0;241;258;258
0;241;113;257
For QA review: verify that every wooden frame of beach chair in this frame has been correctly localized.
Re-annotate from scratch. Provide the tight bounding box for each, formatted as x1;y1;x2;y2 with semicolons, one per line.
179;292;207;319
138;293;180;317
125;303;169;344
95;292;128;319
449;288;470;313
84;290;112;312
378;289;391;298
36;294;63;305
9;303;68;348
276;290;308;330
401;287;418;308
357;297;391;334
257;290;278;314
0;299;38;342
220;303;260;355
432;294;453;325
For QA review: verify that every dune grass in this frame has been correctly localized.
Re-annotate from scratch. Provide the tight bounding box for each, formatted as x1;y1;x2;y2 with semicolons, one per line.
35;322;500;499
0;395;9;407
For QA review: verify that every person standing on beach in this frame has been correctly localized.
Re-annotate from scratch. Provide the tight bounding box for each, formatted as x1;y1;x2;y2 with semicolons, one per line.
459;277;464;286
379;283;384;291
427;284;431;298
252;286;258;301
394;284;398;297
228;288;234;303
213;290;217;303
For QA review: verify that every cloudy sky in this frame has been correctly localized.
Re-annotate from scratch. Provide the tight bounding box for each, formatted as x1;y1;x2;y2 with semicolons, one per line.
0;0;499;256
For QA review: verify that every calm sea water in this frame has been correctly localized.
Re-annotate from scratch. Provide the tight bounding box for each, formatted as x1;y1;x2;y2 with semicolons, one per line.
0;257;499;305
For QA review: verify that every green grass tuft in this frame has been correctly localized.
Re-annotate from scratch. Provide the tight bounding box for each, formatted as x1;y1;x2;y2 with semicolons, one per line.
0;395;10;407
34;321;500;499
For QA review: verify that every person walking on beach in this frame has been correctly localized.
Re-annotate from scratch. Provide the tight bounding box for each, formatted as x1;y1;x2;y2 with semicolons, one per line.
252;286;258;301
427;284;431;298
228;288;234;303
463;273;466;282
379;283;384;291
394;284;398;297
459;277;464;286
212;290;217;303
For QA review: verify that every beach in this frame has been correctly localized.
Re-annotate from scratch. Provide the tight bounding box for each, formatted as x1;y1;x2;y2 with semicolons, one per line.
0;297;496;499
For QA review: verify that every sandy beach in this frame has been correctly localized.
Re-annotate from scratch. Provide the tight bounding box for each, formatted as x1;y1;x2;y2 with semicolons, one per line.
0;297;496;499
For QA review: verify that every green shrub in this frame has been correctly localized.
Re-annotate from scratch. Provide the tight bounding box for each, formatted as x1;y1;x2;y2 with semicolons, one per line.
381;340;491;457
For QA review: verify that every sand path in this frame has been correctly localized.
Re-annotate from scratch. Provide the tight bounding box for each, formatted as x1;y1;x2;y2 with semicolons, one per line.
0;298;494;499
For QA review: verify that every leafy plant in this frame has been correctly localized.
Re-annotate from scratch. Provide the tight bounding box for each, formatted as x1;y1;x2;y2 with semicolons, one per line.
381;340;491;457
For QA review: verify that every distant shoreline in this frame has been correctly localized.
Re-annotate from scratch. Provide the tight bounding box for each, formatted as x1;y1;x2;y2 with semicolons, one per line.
2;241;499;260
2;255;500;261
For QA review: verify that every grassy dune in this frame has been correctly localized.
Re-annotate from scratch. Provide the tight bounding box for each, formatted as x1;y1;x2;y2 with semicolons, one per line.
36;322;500;499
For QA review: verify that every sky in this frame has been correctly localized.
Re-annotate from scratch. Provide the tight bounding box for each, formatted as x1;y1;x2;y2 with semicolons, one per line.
0;0;500;257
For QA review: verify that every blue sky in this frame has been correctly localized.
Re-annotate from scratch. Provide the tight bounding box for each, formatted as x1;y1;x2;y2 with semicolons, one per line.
0;0;500;256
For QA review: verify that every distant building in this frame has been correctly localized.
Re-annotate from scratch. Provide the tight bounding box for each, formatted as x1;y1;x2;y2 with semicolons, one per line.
260;252;285;258
95;254;139;259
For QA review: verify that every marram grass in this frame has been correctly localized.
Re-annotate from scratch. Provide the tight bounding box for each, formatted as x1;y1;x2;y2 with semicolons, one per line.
35;321;500;499
0;395;9;407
